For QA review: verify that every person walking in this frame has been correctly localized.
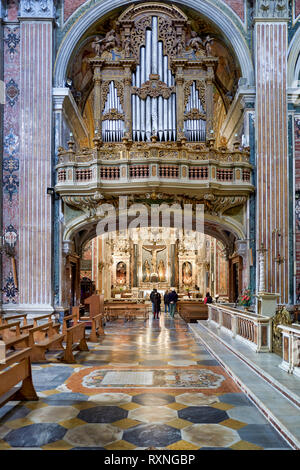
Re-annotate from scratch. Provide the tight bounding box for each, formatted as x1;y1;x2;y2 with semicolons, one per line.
150;288;161;319
204;292;213;304
164;289;170;315
168;288;178;318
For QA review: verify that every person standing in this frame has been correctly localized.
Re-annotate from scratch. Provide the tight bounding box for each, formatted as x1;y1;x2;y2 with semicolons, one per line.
150;288;161;319
164;289;170;314
204;292;213;304
168;288;178;318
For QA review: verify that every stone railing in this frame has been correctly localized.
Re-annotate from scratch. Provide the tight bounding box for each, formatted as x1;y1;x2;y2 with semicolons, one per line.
208;304;273;352
55;144;253;189
278;324;300;377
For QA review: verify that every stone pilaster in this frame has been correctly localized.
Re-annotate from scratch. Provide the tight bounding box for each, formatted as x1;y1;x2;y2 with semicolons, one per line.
254;0;289;303
18;0;55;314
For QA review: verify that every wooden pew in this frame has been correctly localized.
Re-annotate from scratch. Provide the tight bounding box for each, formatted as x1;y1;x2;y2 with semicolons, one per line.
0;340;38;408
83;294;104;323
89;313;105;342
0;313;29;326
60;313;89;363
0;322;30;349
104;302;149;321
27;322;65;362
177;301;208;323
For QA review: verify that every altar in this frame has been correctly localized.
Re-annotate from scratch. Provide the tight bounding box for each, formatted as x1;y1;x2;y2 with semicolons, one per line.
80;227;229;301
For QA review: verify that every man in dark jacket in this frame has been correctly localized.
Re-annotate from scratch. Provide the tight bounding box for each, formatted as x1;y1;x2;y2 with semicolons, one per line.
150;288;161;319
168;288;178;318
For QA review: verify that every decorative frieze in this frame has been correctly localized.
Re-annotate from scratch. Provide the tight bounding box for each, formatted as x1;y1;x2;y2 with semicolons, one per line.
255;0;289;19
19;0;56;18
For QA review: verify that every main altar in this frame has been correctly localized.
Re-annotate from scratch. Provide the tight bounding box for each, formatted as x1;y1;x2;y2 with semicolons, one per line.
80;227;229;301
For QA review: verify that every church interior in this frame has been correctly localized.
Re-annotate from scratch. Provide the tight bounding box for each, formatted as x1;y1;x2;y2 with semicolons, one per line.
1;0;300;453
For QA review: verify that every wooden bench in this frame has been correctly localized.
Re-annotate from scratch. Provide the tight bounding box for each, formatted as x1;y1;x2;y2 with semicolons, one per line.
0;339;38;408
60;313;89;363
0;313;29;326
89;313;105;342
104;302;149;321
177;302;208;323
0;322;30;350
28;322;65;362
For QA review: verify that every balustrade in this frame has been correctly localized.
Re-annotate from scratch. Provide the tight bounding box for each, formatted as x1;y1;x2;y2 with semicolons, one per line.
129;165;150;178
278;324;300;377
189;167;208;179
75;168;93;181
100;167;120;180
208;304;272;352
216;169;233;181
159;165;179;178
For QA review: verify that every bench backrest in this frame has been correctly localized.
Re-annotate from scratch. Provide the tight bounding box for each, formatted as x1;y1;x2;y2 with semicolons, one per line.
0;322;21;340
84;294;104;318
62;313;78;335
0;314;28;326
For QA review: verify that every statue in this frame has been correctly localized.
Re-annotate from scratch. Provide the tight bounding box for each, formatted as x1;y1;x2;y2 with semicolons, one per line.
204;35;213;56
182;261;192;285
174;36;185;56
92;36;103;56
143;242;166;274
158;260;166;282
92;30;120;57
143;260;151;282
123;36;132;58
188;31;204;54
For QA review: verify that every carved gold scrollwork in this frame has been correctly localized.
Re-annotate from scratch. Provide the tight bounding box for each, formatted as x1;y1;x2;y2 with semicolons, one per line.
132;77;175;99
184;109;206;121
272;305;292;355
102;109;125;121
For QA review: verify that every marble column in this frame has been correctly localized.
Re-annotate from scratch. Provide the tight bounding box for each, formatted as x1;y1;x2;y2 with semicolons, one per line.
18;0;55;314
254;0;289;303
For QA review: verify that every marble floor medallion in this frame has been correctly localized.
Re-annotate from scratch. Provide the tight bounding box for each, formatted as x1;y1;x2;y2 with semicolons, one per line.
67;367;225;391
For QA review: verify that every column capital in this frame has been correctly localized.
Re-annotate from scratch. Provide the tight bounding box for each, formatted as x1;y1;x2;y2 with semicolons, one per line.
254;0;289;21
19;0;56;20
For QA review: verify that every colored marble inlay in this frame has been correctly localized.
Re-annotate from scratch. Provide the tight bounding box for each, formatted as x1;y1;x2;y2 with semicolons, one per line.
0;316;291;450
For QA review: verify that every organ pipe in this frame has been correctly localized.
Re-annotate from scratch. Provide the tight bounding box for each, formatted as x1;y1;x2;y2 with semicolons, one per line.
184;81;206;142
131;16;176;142
102;81;124;142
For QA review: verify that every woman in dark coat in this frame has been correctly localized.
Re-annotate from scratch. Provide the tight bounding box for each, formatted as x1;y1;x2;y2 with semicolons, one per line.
150;288;161;319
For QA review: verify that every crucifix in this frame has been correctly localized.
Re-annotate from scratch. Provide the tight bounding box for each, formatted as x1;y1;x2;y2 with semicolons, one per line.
142;241;166;274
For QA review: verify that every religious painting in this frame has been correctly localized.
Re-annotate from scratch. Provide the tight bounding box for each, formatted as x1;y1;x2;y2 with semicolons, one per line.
182;261;192;285
116;261;126;285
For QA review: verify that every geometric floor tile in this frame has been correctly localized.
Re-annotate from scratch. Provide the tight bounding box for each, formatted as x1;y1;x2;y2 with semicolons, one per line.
105;440;137;450
128;405;177;423
230;440;264;450
166;440;200;450
112;418;142;429
175;392;219;406
27;406;78;423
64;423;123;447
220;418;247;430
123;424;182;447
178;406;228;424
182;423;240;448
166;418;191;429
4;423;67;447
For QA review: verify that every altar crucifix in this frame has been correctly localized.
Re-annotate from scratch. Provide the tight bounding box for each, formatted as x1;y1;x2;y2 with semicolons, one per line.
142;241;166;276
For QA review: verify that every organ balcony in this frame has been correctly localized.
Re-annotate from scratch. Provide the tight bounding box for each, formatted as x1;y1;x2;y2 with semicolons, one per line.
55;138;254;199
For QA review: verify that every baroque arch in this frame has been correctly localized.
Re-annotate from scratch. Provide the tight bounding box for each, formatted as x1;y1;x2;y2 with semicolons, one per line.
54;0;254;88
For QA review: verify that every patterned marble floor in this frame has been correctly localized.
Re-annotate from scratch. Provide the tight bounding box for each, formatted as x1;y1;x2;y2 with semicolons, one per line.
0;314;292;450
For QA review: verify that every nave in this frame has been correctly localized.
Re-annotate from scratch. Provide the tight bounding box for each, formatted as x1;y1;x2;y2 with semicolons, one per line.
0;315;291;450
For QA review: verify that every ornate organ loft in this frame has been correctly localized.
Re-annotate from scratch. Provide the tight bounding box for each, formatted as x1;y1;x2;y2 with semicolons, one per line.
89;4;216;144
55;3;253;248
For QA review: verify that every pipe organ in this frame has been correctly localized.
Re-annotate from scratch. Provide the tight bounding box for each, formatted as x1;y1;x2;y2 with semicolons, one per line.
89;3;218;145
131;16;176;142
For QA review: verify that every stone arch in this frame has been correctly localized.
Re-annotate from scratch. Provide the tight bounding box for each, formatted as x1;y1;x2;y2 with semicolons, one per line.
288;28;300;87
54;0;254;87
